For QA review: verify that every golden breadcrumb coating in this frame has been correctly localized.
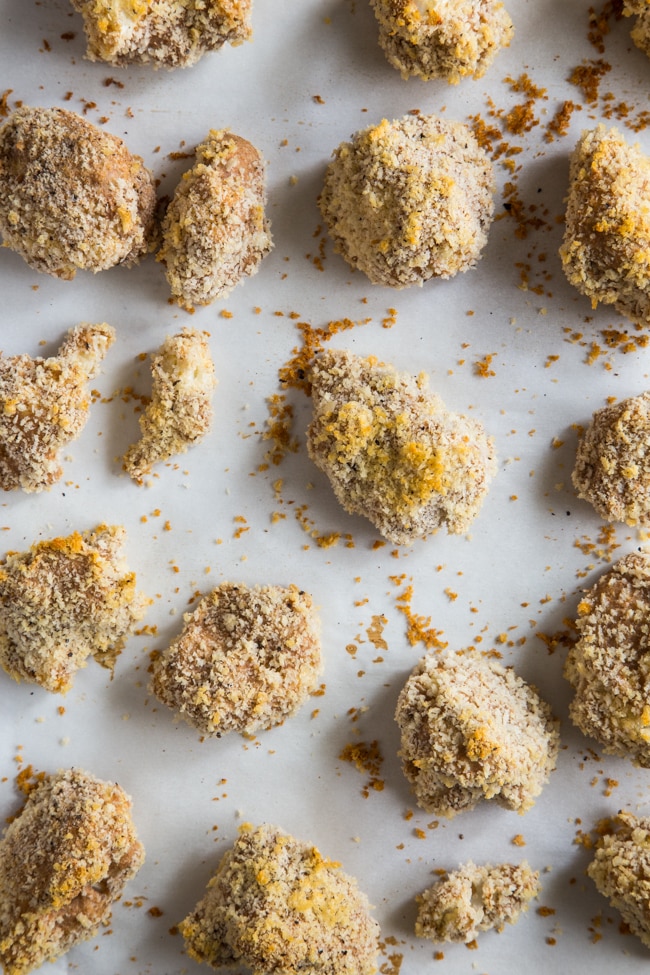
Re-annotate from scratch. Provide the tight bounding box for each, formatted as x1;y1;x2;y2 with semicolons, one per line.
0;768;144;975
588;811;650;948
123;327;216;481
560;125;650;326
623;1;648;14
71;0;252;68
0;106;156;279
631;9;650;56
415;861;540;943
0;323;114;493
151;583;322;736
157;130;272;308
180;823;380;975
395;651;559;817
307;349;496;545
319;114;494;288
564;552;650;766
0;524;148;693
370;0;513;83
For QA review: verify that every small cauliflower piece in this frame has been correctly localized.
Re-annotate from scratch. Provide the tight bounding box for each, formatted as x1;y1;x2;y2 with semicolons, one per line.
0;768;144;975
123;327;216;481
588;811;650;948
180;823;380;975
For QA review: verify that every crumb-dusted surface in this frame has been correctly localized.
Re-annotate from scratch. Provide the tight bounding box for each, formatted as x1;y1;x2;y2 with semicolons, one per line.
572;389;650;526
123;327;216;482
395;651;559;817
0;524;148;693
151;583;322;736
564;552;650;766
71;0;252;68
631;9;650;56
318;113;494;288
0;106;156;279
0;768;144;975
415;861;540;943
307;349;496;545
180;823;380;974
588;811;650;948
157;129;272;308
370;0;513;83
559;125;650;326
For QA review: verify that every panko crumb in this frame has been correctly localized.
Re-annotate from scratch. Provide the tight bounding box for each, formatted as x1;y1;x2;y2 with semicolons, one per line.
0;323;114;493
179;823;380;975
319;114;494;288
0;524;148;693
157;129;272;308
123;327;216;482
564;552;650;766
370;0;513;83
588;811;650;947
0;106;156;279
395;651;559;816
560;125;650;326
307;349;496;545
0;768;144;975
151;583;322;736
415;861;540;943
71;0;252;68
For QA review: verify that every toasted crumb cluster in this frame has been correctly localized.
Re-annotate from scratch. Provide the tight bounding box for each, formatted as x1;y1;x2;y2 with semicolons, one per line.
370;0;513;83
151;583;322;736
395;651;559;817
0;323;114;493
307;349;496;545
180;823;380;974
71;0;252;68
564;552;650;766
0;106;156;279
0;768;144;975
0;524;148;693
319;114;495;288
415;861;540;944
631;8;650;56
157;129;272;308
123;327;216;481
560;125;650;326
588;811;650;948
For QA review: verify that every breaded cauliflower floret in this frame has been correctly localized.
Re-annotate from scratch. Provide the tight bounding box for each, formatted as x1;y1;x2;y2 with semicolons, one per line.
588;811;650;948
630;8;650;57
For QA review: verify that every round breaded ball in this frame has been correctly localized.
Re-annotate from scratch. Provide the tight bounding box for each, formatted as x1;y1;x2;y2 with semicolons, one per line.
319;114;495;288
588;811;650;948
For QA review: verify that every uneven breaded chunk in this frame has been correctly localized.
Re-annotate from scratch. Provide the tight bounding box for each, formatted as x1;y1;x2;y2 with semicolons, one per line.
307;349;496;545
71;0;252;68
564;552;650;766
415;861;540;944
631;8;650;56
0;768;144;975
370;0;513;83
151;583;321;736
588;811;650;948
395;651;559;817
319;114;494;288
157;130;272;308
623;0;648;12
0;106;156;279
0;324;114;493
123;327;216;481
559;126;650;326
180;823;380;974
0;524;148;693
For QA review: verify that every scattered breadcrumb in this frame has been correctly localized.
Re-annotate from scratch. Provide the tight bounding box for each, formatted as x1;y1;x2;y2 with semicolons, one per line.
588;810;650;946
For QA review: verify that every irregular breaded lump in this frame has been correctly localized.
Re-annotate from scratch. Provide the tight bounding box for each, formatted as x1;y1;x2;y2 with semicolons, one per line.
0;323;114;493
71;0;252;68
415;861;540;944
0;106;156;279
319;113;495;288
0;524;148;693
307;349;496;545
631;8;650;57
123;327;216;482
0;768;144;975
395;651;559;817
180;823;380;975
157;129;272;308
370;0;514;83
588;811;650;948
559;125;650;326
151;583;322;736
564;552;650;766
